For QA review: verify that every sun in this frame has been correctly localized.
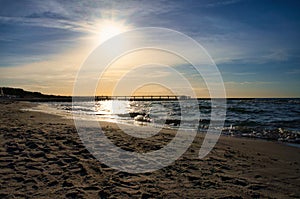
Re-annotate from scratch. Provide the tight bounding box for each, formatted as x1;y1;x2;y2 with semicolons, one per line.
98;20;128;43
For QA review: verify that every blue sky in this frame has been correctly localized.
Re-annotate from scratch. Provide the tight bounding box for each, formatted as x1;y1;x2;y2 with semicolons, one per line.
0;0;299;97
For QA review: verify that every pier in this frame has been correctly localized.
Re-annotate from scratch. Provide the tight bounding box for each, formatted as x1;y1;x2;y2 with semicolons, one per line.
95;95;191;101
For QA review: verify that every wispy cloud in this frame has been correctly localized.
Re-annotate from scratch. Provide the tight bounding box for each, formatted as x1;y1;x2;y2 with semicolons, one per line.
225;81;275;85
205;0;242;7
231;72;256;76
286;69;300;75
212;48;294;65
261;49;289;62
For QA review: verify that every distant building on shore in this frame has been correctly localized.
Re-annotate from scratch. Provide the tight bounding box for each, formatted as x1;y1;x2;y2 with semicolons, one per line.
0;87;8;99
0;87;3;96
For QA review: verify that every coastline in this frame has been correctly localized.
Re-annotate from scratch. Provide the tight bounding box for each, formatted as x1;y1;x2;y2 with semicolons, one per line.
26;101;300;147
0;101;299;198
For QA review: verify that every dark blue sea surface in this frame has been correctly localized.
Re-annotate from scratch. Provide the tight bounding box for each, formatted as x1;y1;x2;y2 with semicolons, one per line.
48;98;300;144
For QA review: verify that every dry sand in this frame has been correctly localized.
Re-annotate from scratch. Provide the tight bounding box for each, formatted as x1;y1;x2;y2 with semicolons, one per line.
0;101;299;198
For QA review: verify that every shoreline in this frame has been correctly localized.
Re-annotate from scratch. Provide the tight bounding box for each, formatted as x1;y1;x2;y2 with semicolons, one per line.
25;101;300;148
0;101;299;198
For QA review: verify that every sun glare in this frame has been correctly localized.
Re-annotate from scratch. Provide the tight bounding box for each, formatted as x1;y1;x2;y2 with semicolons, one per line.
98;20;128;43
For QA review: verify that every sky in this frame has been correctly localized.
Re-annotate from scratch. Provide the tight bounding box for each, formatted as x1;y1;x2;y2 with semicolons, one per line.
0;0;299;97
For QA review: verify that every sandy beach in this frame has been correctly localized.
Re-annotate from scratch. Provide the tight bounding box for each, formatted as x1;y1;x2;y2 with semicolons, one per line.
0;101;299;198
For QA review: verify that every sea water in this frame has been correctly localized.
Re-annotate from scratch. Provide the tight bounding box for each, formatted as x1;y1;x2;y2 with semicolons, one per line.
45;98;300;144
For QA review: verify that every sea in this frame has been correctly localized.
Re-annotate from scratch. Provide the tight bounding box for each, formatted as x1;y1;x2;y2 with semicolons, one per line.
38;98;300;145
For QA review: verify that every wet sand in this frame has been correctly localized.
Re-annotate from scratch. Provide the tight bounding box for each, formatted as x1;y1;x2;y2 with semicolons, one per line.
0;101;299;198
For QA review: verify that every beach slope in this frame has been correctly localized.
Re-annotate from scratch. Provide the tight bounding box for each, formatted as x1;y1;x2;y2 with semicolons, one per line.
0;101;299;198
